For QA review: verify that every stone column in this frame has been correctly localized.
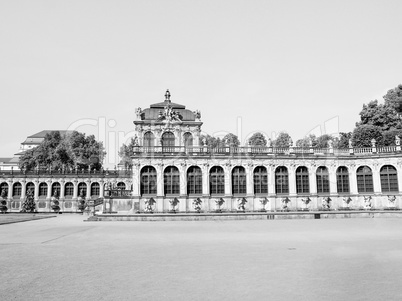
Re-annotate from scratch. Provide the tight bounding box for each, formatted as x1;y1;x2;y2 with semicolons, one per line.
179;163;187;197
99;180;105;198
60;180;65;200
309;166;317;196
202;163;210;196
349;166;358;195
34;180;39;201
156;163;164;197
46;180;52;200
132;163;141;197
20;180;26;200
372;164;382;195
267;165;276;196
288;165;296;196
246;164;254;197
7;180;13;200
73;180;78;200
329;166;337;195
86;181;91;199
397;164;402;194
224;163;231;197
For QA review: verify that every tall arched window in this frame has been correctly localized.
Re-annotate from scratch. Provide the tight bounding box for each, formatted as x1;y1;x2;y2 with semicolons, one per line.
117;182;126;190
356;166;374;193
210;166;225;195
380;165;399;192
51;182;61;197
78;182;87;197
187;166;202;195
316;166;330;194
65;182;74;197
164;166;180;195
296;166;309;194
13;182;22;197
26;182;35;196
232;166;246;195
91;183;100;196
162;132;175;151
183;132;193;148
275;166;289;194
254;166;268;195
0;182;8;196
336;166;349;193
141;166;157;195
143;131;155;147
39;182;48;197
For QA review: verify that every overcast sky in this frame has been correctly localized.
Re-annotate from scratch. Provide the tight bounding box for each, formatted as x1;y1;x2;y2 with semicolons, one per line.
1;0;401;167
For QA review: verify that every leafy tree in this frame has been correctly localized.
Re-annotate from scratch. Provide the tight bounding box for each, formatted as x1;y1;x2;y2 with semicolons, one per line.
382;129;402;146
296;134;317;148
200;134;223;148
333;132;352;148
248;132;267;146
351;125;383;147
222;133;240;147
315;134;334;148
119;137;138;168
20;188;36;213
19;131;106;171
272;132;292;148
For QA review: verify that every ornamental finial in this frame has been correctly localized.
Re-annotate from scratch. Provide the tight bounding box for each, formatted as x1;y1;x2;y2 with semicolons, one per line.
165;89;171;102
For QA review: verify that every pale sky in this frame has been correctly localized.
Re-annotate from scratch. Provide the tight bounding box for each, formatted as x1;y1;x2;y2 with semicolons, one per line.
1;0;402;167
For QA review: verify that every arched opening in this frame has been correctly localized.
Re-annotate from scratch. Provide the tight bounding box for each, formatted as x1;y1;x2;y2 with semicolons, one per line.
78;182;87;198
187;166;202;195
0;182;8;197
275;166;289;194
65;182;74;197
162;132;175;151
117;182;126;190
26;182;35;196
356;166;373;193
296;166;309;194
336;166;349;193
380;165;398;192
141;166;157;195
91;183;100;197
51;182;61;197
232;166;246;195
183;132;193;148
12;182;22;197
316;166;329;194
38;182;48;198
143;131;155;148
209;166;225;195
164;166;180;195
254;166;268;195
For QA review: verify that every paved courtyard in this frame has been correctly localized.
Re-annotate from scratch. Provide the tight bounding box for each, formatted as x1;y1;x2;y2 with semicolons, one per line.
1;215;402;301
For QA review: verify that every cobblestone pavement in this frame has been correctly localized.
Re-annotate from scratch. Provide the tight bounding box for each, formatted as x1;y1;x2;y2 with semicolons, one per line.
1;215;402;301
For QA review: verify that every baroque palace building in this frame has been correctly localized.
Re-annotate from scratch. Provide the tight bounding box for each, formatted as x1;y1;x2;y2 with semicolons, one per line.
1;90;402;213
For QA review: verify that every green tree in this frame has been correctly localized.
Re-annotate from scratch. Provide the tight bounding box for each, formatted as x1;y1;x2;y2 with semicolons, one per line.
200;134;223;148
222;133;240;147
248;132;267;146
333;132;352;149
20;188;36;213
382;129;402;146
351;125;383;147
296;134;317;148
118;137;138;168
19;131;106;171
315;134;334;148
272;132;292;148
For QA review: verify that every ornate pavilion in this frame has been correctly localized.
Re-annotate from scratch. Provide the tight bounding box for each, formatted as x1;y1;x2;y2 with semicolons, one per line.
0;90;402;213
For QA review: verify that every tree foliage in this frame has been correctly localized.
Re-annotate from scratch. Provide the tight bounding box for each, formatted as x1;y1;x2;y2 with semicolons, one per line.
20;189;36;213
118;137;138;168
248;132;267;146
200;133;240;147
19;131;106;171
222;133;240;147
351;125;383;148
333;132;352;149
272;132;292;148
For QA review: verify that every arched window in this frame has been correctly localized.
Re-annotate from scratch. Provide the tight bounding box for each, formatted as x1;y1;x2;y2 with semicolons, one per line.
254;166;268;195
356;166;373;193
117;182;126;190
232;166;246;195
275;166;289;194
336;166;349;193
0;182;8;196
141;166;157;195
143;131;155;147
162;132;175;151
65;182;74;196
296;166;309;194
380;165;399;192
164;166;180;195
91;183;100;196
316;167;330;194
78;182;87;197
26;182;35;196
39;182;48;197
183;132;193;148
210;166;225;195
13;182;22;197
187;166;202;195
51;182;61;197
